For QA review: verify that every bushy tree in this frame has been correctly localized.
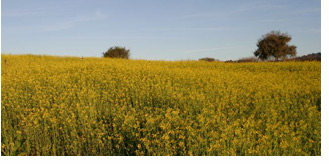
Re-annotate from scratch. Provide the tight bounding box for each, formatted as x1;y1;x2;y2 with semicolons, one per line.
103;46;130;59
254;31;296;61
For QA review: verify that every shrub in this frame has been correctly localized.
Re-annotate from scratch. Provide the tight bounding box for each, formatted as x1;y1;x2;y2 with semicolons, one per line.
199;57;215;62
237;57;258;63
103;46;130;59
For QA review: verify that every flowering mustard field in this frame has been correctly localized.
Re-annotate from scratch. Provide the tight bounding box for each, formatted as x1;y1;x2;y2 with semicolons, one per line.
1;54;321;156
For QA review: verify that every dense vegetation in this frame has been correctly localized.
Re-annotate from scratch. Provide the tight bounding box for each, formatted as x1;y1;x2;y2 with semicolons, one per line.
103;46;130;59
293;52;321;61
1;54;321;156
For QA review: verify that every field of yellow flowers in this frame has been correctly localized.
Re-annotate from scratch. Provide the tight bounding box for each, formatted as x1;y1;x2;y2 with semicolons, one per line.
1;54;321;156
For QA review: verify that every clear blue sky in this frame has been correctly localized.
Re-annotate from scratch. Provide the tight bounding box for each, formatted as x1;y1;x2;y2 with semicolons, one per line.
1;0;321;60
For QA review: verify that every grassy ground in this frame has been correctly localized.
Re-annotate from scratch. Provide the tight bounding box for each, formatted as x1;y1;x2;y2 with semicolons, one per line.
1;54;321;155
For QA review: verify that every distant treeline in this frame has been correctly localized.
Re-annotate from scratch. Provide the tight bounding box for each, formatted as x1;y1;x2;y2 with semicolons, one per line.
290;52;321;61
199;52;321;63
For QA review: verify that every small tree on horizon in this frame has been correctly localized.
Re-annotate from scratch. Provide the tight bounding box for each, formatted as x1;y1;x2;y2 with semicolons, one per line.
254;31;296;61
103;46;130;59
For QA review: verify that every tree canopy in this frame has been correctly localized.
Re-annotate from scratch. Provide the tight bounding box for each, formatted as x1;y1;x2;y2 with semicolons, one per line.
103;46;130;59
254;31;296;61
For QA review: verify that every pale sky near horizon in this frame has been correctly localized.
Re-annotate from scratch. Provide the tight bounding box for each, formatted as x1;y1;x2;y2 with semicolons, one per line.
1;0;321;60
